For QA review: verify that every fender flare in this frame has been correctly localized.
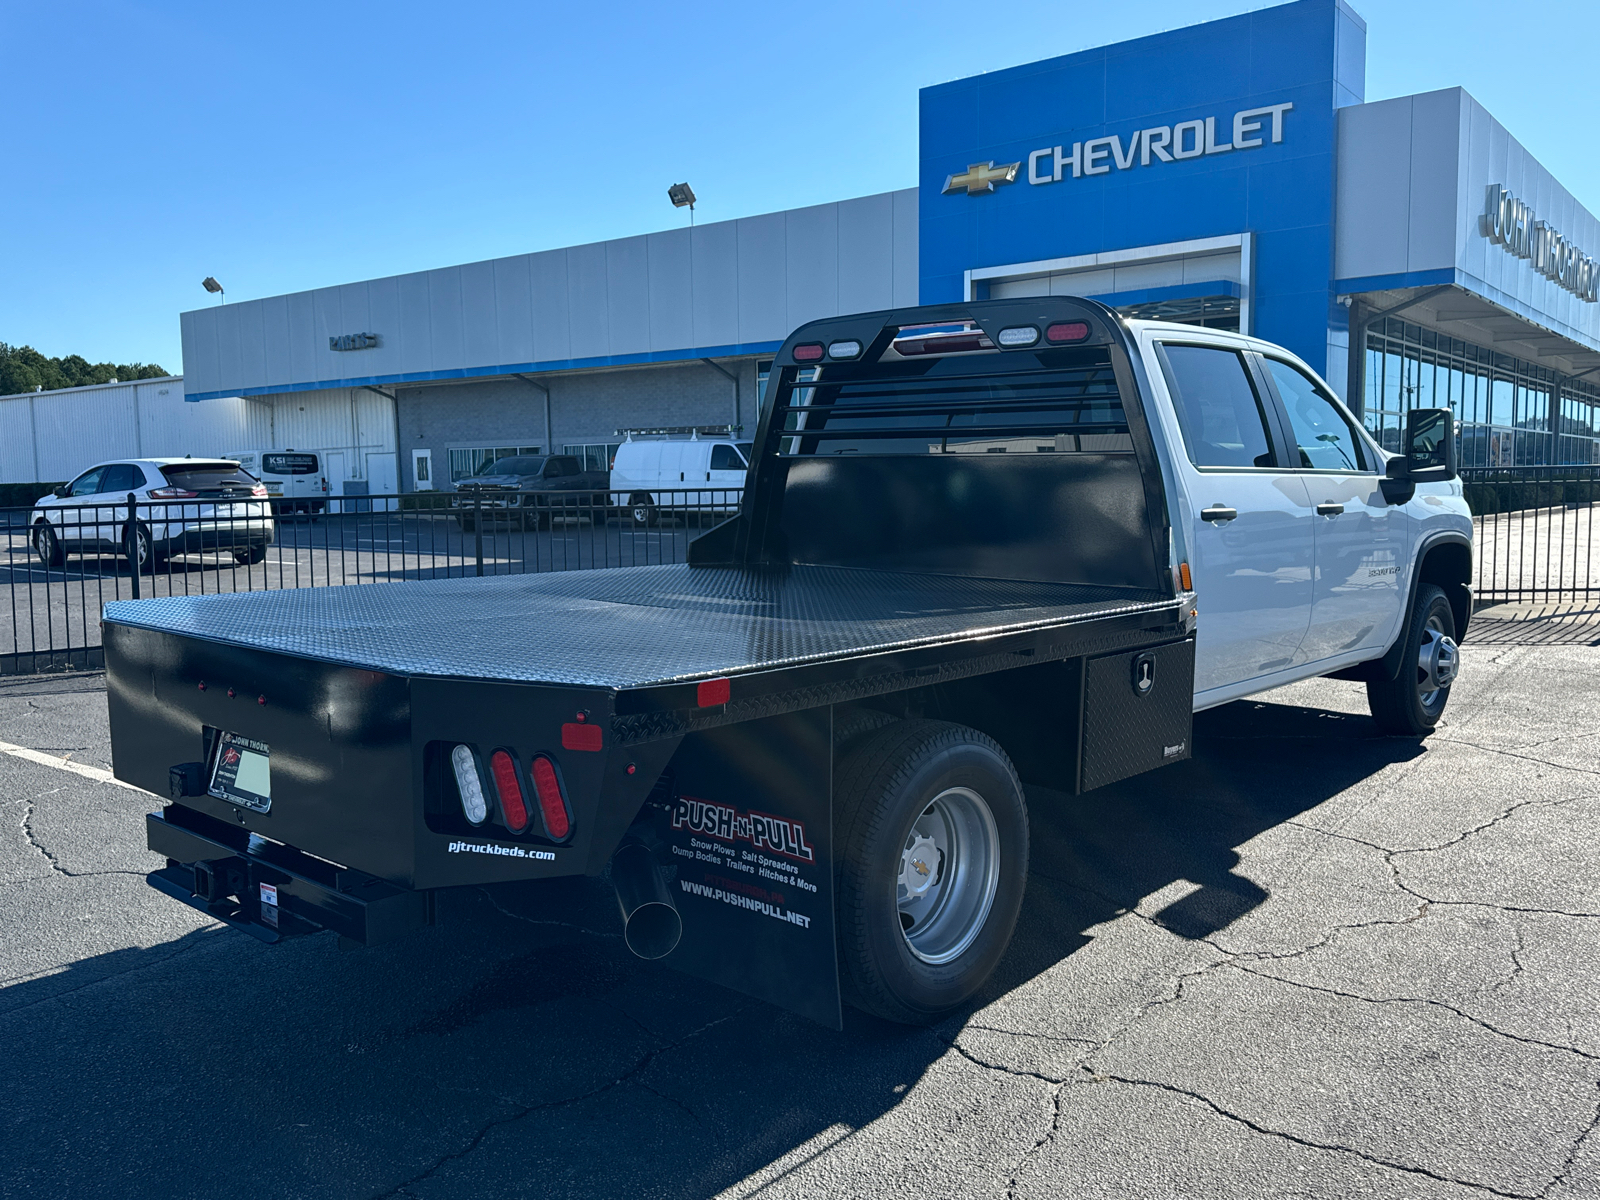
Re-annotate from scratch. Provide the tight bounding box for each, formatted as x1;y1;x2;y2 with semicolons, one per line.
1329;530;1473;684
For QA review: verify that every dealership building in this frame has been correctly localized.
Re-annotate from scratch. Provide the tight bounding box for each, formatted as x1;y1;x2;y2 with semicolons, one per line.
173;0;1600;496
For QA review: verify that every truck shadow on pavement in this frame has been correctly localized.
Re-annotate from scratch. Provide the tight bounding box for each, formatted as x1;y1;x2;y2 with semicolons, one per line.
0;695;1426;1200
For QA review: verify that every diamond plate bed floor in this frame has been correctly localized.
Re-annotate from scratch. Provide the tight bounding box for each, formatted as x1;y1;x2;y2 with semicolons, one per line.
102;564;1176;689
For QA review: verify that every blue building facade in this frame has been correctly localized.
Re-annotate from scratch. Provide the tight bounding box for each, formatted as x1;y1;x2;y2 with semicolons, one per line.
919;0;1366;378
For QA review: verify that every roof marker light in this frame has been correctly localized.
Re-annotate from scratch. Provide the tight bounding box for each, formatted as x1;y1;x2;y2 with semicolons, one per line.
827;340;862;359
451;744;489;826
490;750;530;833
1045;321;1090;344
793;343;825;362
997;326;1039;347
530;755;572;841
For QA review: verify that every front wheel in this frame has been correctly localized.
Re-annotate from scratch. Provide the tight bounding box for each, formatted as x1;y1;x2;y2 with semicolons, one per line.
628;494;657;528
33;523;63;568
834;720;1029;1025
1367;583;1460;736
234;545;267;565
123;523;159;573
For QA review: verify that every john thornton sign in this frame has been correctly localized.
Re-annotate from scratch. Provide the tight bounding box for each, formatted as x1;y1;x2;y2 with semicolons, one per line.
1481;185;1599;303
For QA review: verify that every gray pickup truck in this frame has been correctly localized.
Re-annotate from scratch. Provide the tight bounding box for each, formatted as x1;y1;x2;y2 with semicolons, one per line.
453;453;609;530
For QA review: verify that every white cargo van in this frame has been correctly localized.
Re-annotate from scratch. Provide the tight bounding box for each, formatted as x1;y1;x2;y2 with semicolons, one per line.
227;450;330;516
609;430;751;526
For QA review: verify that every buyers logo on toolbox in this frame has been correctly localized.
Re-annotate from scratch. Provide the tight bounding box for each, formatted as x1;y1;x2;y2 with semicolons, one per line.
670;797;815;863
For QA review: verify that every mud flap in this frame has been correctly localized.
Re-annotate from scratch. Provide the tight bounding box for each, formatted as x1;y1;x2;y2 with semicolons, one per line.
648;707;841;1029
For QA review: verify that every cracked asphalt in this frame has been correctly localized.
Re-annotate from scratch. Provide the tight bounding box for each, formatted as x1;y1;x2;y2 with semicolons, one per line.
2;645;1597;1200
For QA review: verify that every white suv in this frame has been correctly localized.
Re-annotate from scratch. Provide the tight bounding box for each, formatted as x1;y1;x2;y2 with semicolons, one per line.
30;458;275;571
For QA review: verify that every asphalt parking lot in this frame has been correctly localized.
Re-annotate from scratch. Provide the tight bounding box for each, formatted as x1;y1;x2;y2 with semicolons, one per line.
2;644;1598;1199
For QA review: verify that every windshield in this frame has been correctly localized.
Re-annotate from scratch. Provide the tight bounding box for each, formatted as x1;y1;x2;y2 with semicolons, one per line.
161;464;260;493
483;456;545;476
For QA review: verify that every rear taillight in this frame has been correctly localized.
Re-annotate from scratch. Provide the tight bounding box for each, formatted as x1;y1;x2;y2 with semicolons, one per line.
252;485;269;498
451;744;489;825
489;749;530;833
529;755;571;841
148;486;198;499
792;342;825;362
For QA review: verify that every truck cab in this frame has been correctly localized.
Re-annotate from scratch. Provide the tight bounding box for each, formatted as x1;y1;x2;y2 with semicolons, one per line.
1128;320;1470;724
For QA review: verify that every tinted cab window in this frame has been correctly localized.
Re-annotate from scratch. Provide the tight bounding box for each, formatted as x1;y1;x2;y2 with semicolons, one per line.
100;464;140;494
709;444;747;470
1157;345;1277;469
1264;359;1369;471
543;457;582;478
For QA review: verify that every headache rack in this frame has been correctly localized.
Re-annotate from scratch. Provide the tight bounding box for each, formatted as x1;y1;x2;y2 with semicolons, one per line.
777;349;1133;458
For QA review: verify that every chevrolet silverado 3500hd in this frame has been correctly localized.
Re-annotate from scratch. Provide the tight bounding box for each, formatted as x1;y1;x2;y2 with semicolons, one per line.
105;298;1470;1028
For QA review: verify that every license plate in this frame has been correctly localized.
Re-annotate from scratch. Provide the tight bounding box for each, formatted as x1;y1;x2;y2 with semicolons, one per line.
209;731;271;813
265;483;283;495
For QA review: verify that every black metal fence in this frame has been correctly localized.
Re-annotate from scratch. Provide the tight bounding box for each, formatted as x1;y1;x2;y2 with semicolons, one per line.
1463;465;1598;604
1;488;742;675
4;469;1595;675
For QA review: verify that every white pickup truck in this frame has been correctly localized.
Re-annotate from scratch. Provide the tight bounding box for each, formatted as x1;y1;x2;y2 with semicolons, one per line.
107;297;1471;1029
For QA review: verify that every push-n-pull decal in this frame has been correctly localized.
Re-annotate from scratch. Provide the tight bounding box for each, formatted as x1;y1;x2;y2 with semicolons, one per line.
669;797;815;863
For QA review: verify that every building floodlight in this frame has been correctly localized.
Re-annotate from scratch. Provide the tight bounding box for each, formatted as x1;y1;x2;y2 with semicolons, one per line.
202;277;225;304
668;182;697;226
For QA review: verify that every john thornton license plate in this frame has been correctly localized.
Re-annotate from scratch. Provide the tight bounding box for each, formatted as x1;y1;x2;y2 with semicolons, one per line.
209;731;271;813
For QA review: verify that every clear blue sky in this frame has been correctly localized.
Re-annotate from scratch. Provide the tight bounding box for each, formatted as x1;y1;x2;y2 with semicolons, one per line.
3;0;1596;374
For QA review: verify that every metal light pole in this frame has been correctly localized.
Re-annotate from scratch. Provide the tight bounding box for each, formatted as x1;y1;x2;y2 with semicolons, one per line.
668;183;697;227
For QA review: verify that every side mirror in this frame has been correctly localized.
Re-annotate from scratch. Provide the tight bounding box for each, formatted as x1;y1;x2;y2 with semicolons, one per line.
1401;407;1456;482
53;485;70;499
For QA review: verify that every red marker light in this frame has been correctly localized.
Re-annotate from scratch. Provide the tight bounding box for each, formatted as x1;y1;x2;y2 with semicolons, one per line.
561;722;602;752
697;678;731;707
1045;321;1090;344
490;750;530;833
530;755;571;840
792;343;825;362
258;695;266;706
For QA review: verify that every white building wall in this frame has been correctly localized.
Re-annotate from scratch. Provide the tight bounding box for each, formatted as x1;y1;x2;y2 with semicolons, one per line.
0;377;271;486
180;189;921;400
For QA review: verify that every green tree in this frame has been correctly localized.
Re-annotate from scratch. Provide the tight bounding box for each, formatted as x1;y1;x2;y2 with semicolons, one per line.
0;343;169;397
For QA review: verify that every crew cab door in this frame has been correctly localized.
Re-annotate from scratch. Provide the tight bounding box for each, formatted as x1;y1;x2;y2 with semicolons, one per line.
1150;339;1316;698
1257;355;1404;662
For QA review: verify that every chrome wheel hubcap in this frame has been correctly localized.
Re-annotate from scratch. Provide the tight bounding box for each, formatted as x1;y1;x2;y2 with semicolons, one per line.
1417;615;1459;708
896;786;1000;965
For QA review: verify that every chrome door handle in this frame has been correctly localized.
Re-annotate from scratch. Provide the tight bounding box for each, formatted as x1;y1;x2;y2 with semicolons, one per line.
1316;502;1344;517
1200;505;1238;522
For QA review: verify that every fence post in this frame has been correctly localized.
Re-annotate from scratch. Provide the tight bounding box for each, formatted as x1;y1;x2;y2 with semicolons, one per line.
475;494;484;578
127;492;140;601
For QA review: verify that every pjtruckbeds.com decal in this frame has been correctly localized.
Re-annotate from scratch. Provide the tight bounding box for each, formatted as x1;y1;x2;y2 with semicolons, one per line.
447;840;556;861
670;797;814;863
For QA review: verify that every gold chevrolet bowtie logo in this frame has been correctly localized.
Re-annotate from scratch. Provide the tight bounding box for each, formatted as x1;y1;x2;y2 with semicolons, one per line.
943;160;1021;196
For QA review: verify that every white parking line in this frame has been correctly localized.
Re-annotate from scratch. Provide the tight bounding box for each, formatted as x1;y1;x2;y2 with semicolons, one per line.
0;739;147;792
